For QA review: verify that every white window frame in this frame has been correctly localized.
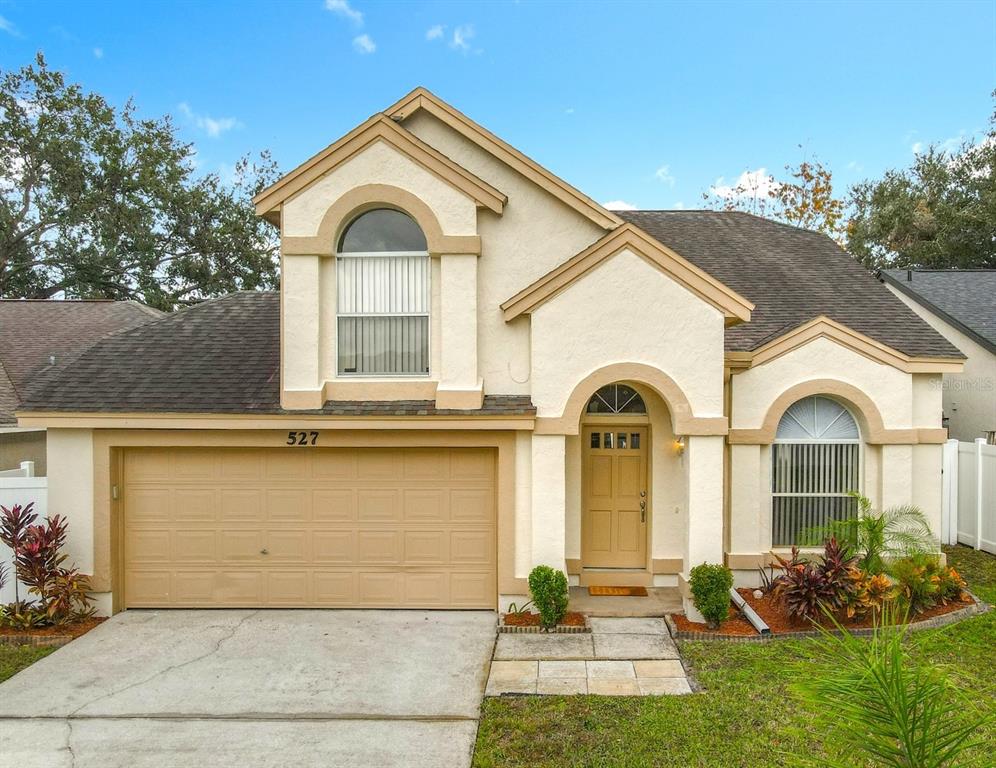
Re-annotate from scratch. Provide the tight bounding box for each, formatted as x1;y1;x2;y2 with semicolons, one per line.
770;398;863;548
335;249;431;378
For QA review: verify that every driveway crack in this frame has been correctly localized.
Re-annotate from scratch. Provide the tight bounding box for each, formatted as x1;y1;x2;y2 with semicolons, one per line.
69;611;261;718
64;719;77;768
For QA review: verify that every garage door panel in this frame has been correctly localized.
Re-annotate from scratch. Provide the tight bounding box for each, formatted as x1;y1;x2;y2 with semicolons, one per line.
124;447;496;609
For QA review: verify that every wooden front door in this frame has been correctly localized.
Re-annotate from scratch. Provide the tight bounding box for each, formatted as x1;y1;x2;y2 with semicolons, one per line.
582;426;648;568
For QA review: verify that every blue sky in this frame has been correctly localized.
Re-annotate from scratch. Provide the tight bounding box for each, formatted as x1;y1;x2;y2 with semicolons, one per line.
1;0;993;210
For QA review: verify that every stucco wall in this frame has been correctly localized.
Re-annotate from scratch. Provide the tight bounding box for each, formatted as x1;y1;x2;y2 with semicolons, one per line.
887;285;996;441
529;248;725;420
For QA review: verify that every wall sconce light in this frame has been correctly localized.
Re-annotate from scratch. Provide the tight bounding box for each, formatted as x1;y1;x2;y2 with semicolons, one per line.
673;436;686;455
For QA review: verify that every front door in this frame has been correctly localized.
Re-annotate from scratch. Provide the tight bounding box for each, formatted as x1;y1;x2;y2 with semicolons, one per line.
581;426;648;568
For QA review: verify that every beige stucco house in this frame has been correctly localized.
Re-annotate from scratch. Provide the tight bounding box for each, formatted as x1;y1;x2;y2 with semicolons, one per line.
18;89;965;618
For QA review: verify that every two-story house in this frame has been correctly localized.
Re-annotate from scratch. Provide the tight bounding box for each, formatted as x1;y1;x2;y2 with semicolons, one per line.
19;89;964;619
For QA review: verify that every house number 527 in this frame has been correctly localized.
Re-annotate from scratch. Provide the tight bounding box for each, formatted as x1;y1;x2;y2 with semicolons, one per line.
286;431;318;446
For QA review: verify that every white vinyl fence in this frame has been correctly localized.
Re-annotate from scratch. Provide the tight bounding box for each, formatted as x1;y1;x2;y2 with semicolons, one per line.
942;439;996;555
0;461;48;604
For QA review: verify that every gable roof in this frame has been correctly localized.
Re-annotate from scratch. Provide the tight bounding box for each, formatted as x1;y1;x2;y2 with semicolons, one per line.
616;211;964;360
386;88;621;230
0;300;162;424
253;114;506;224
880;269;996;356
501;222;754;325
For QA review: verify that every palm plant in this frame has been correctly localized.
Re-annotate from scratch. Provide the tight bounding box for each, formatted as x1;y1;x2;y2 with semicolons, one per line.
805;493;937;574
791;604;990;767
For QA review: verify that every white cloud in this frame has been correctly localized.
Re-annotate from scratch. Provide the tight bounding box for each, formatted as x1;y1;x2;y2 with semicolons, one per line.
450;24;474;52
709;168;780;199
564;107;575;115
672;201;686;210
913;130;972;156
177;102;241;138
93;47;104;59
602;200;637;211
325;0;363;25
426;24;445;40
911;141;924;155
655;164;676;186
0;15;19;36
353;33;376;54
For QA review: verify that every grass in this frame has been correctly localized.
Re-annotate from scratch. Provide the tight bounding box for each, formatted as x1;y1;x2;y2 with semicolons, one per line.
0;645;53;684
473;545;996;768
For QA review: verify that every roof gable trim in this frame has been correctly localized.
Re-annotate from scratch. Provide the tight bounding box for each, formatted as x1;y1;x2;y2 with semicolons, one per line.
500;223;755;324
387;88;621;230
253;114;506;221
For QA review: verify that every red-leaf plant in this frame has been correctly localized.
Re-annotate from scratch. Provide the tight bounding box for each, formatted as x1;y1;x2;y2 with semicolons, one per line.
771;537;857;622
0;503;38;608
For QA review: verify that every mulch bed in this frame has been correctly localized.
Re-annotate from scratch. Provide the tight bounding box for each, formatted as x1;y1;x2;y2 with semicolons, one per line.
0;617;106;646
672;588;978;638
502;611;587;628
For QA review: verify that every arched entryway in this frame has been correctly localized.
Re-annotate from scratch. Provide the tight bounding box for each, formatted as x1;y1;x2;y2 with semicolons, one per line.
581;384;650;568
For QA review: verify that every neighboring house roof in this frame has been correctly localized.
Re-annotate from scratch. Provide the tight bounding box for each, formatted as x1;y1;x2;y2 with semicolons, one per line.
879;269;996;356
0;299;163;424
18;292;534;416
617;211;964;359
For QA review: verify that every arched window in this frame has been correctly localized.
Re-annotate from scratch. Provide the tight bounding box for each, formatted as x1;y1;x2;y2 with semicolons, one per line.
585;384;647;414
771;395;861;546
336;209;429;376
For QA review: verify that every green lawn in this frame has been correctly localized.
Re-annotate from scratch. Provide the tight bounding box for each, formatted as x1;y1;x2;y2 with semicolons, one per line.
473;545;996;768
0;645;53;684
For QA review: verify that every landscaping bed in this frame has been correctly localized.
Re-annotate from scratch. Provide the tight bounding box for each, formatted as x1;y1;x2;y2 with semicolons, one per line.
0;617;106;647
668;589;984;641
500;611;589;633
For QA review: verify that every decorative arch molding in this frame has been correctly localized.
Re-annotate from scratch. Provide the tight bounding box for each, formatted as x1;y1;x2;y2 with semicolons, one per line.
727;378;946;445
281;183;481;257
534;362;728;436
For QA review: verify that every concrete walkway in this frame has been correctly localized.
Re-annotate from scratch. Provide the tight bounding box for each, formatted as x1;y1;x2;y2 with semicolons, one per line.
0;610;496;768
487;617;691;696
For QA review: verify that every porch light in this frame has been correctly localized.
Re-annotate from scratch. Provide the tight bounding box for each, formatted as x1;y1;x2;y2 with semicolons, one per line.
673;436;686;455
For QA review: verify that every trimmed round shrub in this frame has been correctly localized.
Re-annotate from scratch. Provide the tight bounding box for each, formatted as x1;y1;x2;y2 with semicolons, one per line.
689;562;734;628
527;565;569;629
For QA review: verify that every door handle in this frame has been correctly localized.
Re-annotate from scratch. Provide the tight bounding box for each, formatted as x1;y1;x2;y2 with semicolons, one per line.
260;549;269;555
640;500;646;522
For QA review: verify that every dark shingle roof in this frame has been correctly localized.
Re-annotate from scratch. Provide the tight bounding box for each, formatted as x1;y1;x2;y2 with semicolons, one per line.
19;292;535;417
617;210;964;359
880;269;996;355
0;299;162;423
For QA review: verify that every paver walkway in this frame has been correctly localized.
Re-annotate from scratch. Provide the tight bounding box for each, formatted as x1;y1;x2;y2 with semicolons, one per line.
486;617;692;696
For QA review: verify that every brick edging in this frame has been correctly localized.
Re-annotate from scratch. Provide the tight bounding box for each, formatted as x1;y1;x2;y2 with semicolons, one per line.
666;597;990;642
498;615;592;634
0;634;74;648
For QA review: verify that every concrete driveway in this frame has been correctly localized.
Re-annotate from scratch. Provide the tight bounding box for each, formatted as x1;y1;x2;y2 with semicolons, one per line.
0;610;496;768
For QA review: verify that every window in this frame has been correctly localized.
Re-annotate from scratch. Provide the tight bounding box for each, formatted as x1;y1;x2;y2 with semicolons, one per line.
771;396;861;547
585;384;646;414
336;209;429;376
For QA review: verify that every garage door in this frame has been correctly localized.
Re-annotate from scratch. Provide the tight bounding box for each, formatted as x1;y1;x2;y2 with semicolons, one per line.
122;447;496;608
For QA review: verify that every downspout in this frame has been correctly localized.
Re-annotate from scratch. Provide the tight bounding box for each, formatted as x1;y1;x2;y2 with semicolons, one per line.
730;588;770;636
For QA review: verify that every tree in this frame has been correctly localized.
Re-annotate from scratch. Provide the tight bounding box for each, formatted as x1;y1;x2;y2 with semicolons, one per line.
847;102;996;270
0;54;280;311
703;156;847;241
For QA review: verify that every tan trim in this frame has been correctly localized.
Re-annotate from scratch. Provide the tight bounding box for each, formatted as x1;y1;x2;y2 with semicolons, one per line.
578;570;653;587
281;183;481;257
724;552;778;570
535;363;728;437
916;428;949;444
254;114;506;218
501;224;754;325
90;429;519;603
386;87;622;230
677;572;691;599
652;558;683;574
566;558;582;575
18;411;534;431
434;386;485;410
729;316;965;375
323;379;439;403
281;389;325;410
726;378;923;445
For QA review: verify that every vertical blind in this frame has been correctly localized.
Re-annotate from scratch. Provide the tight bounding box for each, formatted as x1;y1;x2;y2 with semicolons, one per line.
336;254;429;375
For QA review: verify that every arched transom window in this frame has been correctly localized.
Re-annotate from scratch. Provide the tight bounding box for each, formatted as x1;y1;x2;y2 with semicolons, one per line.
336;208;429;376
585;384;647;414
772;395;861;546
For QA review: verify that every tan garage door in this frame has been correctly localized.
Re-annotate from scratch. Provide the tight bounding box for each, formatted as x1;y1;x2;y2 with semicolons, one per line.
122;447;496;609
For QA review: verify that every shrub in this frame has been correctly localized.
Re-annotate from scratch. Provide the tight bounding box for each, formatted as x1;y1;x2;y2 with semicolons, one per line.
792;603;988;768
0;503;38;607
844;568;896;619
527;566;569;629
891;554;940;615
688;563;733;628
935;566;970;605
772;538;857;621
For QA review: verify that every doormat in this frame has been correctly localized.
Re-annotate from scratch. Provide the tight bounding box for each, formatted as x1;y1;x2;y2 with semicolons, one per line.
588;586;648;597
